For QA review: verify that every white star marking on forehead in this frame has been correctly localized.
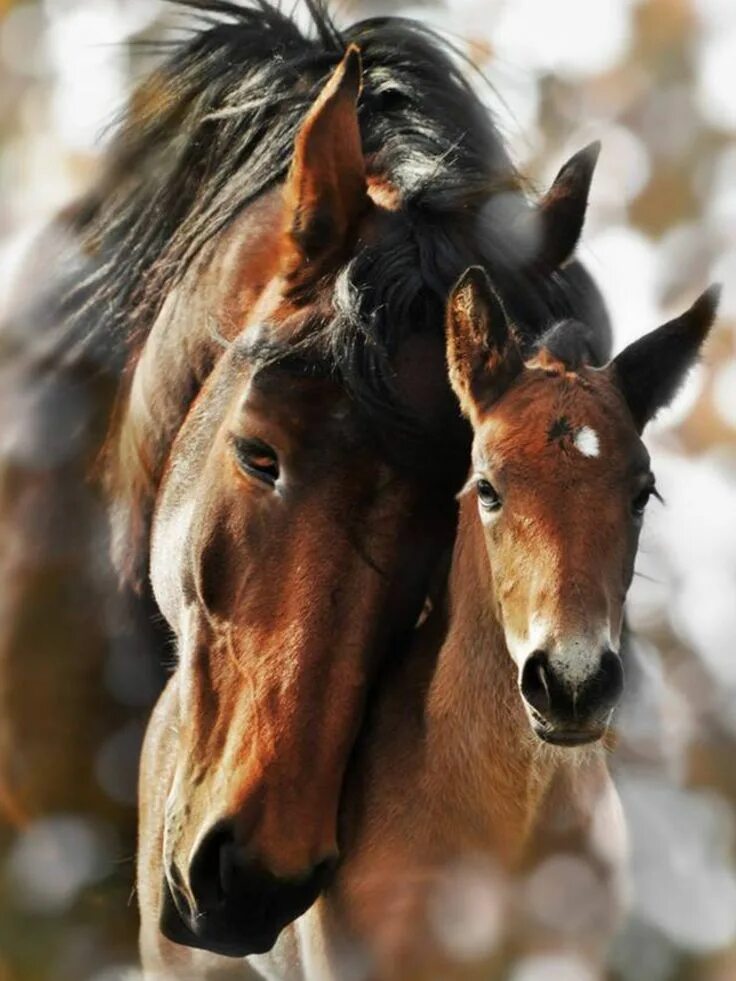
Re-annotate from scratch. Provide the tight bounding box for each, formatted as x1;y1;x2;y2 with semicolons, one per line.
574;426;600;458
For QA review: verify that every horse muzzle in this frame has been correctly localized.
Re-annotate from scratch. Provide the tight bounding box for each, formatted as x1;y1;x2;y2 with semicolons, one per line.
160;825;336;956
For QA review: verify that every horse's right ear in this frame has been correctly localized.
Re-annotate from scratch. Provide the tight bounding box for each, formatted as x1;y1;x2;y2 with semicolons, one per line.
609;285;720;432
519;142;600;273
281;46;369;286
446;267;523;421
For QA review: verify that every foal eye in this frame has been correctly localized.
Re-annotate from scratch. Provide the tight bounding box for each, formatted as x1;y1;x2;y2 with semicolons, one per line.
231;436;279;486
631;488;650;516
477;478;502;512
632;481;658;517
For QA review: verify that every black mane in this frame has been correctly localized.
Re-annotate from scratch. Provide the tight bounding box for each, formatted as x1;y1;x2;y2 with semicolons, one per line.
6;0;610;425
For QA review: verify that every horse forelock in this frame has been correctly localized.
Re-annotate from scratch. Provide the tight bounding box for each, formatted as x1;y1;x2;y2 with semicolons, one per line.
51;1;514;369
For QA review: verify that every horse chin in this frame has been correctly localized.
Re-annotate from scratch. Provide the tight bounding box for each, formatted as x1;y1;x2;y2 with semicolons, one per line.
159;875;281;958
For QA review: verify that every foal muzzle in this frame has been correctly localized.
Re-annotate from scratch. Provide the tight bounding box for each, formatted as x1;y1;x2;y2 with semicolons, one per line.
520;648;623;745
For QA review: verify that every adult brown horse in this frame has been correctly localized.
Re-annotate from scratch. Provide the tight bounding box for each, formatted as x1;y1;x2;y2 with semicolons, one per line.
0;0;609;969
219;271;715;981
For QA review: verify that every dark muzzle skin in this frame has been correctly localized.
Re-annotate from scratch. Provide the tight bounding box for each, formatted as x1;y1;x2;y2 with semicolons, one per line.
520;649;624;745
161;833;336;957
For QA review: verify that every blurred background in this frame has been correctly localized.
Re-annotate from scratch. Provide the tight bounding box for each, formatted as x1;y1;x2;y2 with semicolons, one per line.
0;0;734;979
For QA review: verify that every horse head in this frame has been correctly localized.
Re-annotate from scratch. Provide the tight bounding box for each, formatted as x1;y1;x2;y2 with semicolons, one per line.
144;47;466;956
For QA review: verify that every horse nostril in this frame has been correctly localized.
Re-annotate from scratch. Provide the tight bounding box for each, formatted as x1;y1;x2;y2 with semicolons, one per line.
189;821;235;912
520;651;552;715
188;821;339;924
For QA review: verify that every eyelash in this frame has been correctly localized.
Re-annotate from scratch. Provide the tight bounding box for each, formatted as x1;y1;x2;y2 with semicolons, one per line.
230;436;279;486
632;481;662;518
476;478;502;512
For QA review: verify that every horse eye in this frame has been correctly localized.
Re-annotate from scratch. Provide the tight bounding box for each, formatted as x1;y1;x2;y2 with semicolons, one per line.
231;436;279;486
477;478;502;512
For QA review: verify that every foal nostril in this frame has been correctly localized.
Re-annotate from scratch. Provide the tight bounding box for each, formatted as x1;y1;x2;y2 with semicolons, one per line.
521;649;624;730
520;651;552;715
578;649;624;718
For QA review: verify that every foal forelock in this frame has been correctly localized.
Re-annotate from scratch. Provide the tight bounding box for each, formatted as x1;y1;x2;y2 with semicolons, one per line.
489;366;626;474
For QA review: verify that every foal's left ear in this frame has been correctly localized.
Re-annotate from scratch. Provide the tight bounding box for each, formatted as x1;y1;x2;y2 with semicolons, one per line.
609;285;721;432
446;266;523;421
281;46;369;284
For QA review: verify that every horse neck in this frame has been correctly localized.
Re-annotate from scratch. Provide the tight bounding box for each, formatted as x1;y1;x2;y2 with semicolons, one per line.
422;494;559;863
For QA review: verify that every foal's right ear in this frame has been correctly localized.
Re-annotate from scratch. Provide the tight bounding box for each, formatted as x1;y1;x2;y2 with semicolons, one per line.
446;267;523;420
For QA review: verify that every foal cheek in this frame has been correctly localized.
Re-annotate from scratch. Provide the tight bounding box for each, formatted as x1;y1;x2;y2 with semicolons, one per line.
480;527;506;616
487;548;530;668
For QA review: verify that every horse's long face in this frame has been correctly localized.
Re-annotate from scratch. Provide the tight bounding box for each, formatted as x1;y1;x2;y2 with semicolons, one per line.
142;48;467;957
447;267;719;747
151;342;450;955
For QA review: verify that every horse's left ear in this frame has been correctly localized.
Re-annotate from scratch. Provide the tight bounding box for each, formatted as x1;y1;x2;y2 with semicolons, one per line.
446;266;523;421
281;45;369;285
609;285;721;432
520;142;600;273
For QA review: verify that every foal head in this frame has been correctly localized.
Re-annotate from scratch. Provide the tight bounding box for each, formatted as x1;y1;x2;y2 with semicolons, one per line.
446;267;719;746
